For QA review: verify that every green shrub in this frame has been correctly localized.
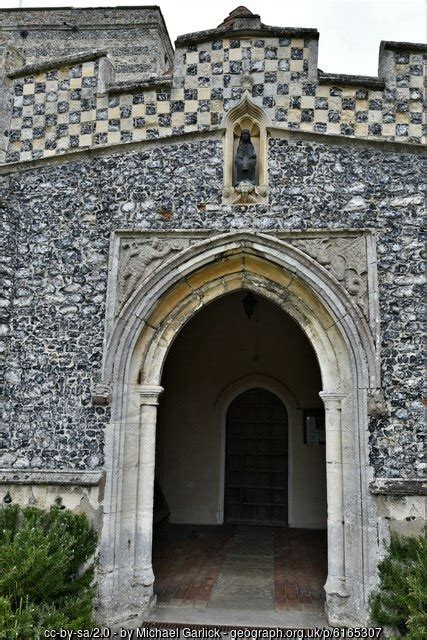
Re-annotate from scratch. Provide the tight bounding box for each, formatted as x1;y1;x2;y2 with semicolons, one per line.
0;505;97;639
369;532;427;638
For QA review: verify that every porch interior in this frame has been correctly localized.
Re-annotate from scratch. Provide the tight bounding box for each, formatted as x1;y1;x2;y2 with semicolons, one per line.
148;291;328;626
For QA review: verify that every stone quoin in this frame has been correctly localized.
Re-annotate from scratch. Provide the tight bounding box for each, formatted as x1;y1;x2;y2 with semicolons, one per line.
0;4;425;628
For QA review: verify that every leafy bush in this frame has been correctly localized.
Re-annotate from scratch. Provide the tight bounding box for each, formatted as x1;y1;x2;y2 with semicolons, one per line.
0;505;97;639
369;532;427;638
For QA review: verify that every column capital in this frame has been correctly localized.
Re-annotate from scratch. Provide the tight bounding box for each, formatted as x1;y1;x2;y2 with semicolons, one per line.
319;391;347;407
135;385;164;406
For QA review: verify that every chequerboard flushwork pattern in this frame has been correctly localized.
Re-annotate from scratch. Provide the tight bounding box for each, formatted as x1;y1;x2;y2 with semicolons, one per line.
7;60;99;162
5;36;425;163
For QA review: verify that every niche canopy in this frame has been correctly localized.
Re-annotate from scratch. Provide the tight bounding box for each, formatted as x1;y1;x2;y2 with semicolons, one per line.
223;95;270;205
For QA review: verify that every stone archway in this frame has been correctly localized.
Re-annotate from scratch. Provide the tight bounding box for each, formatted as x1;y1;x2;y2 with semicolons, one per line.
96;231;380;627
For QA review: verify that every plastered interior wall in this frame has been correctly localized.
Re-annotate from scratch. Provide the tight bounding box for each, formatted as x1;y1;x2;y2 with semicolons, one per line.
156;291;326;528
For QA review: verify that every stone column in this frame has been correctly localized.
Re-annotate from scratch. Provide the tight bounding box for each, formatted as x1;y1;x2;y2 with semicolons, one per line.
133;385;163;592
319;391;349;602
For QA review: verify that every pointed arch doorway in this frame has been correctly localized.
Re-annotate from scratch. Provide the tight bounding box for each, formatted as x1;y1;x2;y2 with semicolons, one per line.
97;230;380;626
224;388;288;526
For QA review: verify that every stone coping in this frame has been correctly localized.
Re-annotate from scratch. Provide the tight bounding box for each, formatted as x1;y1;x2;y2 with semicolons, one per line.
7;49;108;79
318;72;385;89
370;478;427;496
381;40;427;52
175;24;319;47
108;77;172;94
0;469;104;486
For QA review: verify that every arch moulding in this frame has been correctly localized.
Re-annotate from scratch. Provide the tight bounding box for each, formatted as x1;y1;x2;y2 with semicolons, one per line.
95;231;382;628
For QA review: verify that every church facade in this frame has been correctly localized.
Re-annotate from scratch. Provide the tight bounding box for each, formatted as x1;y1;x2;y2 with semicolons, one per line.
0;6;425;627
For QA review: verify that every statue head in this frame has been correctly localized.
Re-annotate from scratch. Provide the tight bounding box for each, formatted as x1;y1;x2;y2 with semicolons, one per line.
240;129;251;144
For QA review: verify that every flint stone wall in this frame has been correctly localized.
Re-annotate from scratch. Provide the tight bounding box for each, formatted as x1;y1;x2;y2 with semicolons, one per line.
1;135;424;478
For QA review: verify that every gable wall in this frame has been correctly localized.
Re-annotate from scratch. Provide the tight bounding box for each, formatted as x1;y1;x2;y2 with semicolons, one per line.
3;32;425;163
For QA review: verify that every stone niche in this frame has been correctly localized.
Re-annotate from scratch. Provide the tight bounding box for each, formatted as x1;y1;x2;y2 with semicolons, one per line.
222;96;269;205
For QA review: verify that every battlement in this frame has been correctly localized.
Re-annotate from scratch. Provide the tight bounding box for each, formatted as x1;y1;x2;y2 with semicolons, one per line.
0;6;425;164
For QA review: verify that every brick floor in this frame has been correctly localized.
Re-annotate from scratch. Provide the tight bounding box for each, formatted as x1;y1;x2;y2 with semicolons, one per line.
273;527;327;612
153;524;234;609
152;524;326;613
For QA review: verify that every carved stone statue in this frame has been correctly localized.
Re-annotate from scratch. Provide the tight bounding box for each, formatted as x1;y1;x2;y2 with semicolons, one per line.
234;129;257;186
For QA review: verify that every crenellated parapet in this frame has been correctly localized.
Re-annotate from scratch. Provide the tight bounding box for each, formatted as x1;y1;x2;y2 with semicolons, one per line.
1;6;425;164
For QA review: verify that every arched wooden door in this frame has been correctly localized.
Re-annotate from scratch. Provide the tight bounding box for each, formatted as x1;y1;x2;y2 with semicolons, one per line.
224;388;288;525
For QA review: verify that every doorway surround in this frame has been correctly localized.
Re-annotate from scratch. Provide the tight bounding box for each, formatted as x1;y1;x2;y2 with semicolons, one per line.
95;230;381;627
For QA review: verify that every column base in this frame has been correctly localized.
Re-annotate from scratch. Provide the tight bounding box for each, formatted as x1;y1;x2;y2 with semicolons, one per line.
95;567;155;627
325;578;369;627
